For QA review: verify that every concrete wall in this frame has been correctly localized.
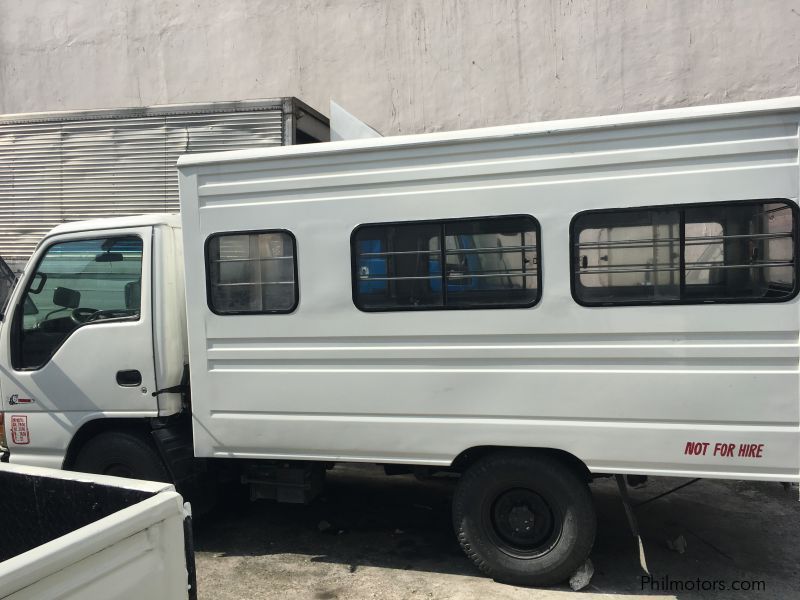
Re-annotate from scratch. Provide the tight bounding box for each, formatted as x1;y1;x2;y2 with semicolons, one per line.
1;0;799;134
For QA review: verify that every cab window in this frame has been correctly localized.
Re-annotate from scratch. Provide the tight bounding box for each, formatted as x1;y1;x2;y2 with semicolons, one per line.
12;236;143;370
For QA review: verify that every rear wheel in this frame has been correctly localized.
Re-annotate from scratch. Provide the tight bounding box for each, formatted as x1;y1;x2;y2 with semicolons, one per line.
72;430;170;482
453;451;596;586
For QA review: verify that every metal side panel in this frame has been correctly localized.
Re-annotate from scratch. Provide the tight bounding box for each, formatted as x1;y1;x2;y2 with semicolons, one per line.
179;100;800;482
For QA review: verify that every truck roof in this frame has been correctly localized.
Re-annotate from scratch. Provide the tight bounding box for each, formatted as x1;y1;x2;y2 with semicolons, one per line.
46;213;181;239
177;96;800;168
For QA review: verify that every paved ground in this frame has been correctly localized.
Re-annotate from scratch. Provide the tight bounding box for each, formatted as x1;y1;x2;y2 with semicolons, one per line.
194;465;799;599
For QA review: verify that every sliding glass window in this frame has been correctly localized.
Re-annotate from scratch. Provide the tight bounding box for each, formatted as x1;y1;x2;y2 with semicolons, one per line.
571;200;798;306
352;216;541;311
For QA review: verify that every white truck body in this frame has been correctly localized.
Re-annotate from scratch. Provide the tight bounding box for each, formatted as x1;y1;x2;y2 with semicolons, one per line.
0;96;798;481
3;95;799;585
0;463;192;600
176;96;800;482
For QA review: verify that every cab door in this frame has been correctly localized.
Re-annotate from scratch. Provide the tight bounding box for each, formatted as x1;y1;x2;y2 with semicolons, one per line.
0;227;157;468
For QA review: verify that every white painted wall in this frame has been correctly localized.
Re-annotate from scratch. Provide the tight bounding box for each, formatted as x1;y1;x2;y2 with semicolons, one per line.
1;0;799;134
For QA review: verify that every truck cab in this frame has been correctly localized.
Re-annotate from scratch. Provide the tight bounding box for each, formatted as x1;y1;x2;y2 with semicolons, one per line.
0;214;187;475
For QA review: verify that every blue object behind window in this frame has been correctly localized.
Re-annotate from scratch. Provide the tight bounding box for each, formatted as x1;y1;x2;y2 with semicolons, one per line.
430;234;481;292
357;240;388;293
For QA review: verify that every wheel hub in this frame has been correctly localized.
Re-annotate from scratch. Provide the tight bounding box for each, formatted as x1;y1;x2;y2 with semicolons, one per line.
508;505;535;532
489;488;559;557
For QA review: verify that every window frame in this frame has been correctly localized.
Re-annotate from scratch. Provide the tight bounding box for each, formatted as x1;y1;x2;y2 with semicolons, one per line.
11;234;145;371
350;214;543;312
204;228;299;316
569;198;800;307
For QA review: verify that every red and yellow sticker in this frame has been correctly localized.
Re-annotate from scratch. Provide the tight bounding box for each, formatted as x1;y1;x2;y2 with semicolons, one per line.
10;415;30;445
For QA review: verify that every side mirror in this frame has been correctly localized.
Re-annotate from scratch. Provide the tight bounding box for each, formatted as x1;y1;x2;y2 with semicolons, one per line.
29;272;47;294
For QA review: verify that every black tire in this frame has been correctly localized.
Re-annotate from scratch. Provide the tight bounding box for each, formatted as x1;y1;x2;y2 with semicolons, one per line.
453;451;596;587
72;430;171;483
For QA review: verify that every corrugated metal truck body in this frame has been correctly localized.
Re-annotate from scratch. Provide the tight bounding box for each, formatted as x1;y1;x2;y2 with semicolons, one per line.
0;98;329;270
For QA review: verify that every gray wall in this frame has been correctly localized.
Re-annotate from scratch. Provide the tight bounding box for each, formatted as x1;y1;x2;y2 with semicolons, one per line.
1;0;799;134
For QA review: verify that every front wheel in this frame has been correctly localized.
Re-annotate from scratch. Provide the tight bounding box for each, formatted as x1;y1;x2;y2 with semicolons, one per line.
453;451;596;587
72;430;170;482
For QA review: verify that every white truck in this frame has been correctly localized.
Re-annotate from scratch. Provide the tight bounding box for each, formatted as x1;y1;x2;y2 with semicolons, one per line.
1;96;799;586
0;463;194;599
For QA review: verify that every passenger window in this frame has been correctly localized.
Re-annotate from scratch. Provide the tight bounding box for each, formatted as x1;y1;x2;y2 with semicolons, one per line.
353;222;443;310
14;236;143;370
575;209;681;302
206;231;298;314
572;200;797;305
352;216;540;311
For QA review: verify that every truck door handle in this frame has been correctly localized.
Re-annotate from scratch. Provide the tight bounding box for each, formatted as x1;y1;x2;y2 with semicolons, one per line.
116;370;142;387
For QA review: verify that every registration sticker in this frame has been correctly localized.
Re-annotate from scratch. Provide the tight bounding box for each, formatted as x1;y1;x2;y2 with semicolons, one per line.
10;415;30;445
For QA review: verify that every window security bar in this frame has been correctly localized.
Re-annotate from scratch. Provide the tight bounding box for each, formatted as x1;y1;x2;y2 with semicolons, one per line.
581;258;792;269
576;236;680;249
578;261;794;275
448;271;538;279
359;249;440;257
359;244;537;258
444;245;537;255
212;281;296;286
357;274;440;281
359;271;539;282
581;261;676;269
687;232;792;243
576;232;793;250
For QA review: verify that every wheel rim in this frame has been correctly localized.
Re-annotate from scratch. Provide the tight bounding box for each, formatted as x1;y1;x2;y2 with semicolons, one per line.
485;487;563;558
